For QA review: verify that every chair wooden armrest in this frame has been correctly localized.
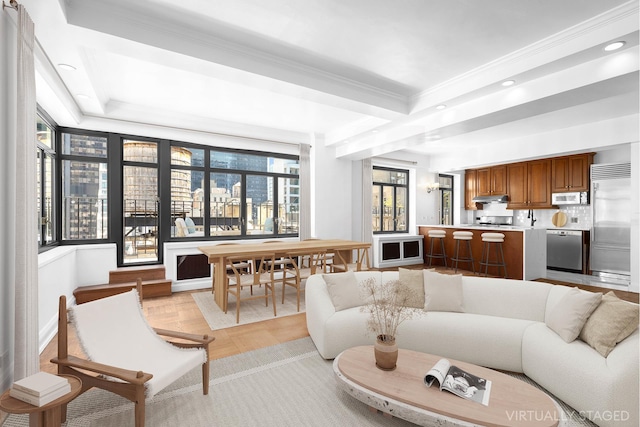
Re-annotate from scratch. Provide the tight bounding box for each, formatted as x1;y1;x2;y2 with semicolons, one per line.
51;355;153;385
153;328;215;347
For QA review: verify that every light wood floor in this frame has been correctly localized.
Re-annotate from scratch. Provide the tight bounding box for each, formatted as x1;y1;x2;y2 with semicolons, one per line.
38;264;638;375
0;265;634;424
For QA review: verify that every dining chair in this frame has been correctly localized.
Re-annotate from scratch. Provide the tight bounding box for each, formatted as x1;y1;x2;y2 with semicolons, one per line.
331;247;371;272
304;238;334;273
225;253;277;323
280;249;326;311
210;242;252;294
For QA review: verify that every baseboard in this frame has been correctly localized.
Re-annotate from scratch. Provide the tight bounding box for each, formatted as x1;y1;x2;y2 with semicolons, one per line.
40;295;76;355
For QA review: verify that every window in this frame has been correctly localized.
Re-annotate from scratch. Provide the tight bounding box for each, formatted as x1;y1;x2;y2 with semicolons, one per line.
41;106;301;266
438;174;454;225
123;139;158;263
60;131;108;241
36;112;56;247
372;167;408;233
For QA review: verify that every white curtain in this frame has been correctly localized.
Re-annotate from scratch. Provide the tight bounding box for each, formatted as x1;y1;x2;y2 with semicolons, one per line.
361;158;372;244
299;143;311;240
9;4;39;384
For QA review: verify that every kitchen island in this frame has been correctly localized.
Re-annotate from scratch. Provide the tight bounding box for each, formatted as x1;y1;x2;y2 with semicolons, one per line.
418;225;546;280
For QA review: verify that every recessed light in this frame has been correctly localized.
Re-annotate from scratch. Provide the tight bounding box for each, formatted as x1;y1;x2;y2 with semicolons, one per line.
501;80;515;87
604;41;626;51
436;104;446;110
58;64;76;71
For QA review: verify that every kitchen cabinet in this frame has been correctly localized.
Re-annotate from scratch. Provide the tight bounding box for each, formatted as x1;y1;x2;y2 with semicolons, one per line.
465;169;479;210
507;159;552;209
418;225;547;280
476;165;506;196
551;153;594;192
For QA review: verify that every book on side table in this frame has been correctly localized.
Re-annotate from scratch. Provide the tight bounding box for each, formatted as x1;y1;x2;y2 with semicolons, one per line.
9;372;71;406
424;358;492;406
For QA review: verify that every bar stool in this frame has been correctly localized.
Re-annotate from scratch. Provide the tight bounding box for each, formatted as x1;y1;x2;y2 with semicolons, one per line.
425;230;447;268
451;231;475;273
479;232;507;278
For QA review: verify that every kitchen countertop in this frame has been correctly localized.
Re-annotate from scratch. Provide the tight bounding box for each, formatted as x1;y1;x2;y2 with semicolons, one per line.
418;224;590;232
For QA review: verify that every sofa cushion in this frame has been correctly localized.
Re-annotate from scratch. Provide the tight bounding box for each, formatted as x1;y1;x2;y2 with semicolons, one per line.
398;312;535;372
579;291;639;357
462;277;550;321
523;323;639;427
398;268;425;308
423;270;463;312
545;287;602;343
323;271;362;311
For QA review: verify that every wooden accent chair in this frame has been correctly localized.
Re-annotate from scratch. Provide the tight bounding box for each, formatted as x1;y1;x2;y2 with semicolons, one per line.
225;253;278;323
51;280;215;427
281;249;326;311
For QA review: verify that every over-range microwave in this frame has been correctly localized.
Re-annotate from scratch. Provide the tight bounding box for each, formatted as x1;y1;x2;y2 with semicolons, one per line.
551;191;589;205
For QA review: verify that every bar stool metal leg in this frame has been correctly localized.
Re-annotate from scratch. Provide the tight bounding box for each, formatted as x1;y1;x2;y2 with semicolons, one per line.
425;230;447;268
479;233;507;278
451;231;474;273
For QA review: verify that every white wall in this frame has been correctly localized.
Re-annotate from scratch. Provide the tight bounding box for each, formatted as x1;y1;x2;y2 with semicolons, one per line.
313;139;354;239
37;245;117;352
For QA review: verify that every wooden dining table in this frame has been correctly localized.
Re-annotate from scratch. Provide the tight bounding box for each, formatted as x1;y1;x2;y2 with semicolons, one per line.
198;239;371;311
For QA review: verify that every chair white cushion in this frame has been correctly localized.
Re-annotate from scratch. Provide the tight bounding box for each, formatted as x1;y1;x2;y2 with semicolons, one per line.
184;217;197;234
70;290;206;397
175;218;188;237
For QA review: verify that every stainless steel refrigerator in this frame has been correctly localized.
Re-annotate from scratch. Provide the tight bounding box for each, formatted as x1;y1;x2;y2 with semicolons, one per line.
590;162;631;284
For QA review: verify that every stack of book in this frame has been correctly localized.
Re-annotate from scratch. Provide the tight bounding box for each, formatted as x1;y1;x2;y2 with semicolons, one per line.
9;372;71;406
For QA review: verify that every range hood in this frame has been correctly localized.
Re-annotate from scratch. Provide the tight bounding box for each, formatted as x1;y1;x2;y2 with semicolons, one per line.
472;195;509;203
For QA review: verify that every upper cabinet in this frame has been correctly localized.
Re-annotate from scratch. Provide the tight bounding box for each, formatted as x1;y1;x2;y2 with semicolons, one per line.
465;169;478;210
476;165;506;196
506;159;552;209
465;153;594;211
551;153;594;192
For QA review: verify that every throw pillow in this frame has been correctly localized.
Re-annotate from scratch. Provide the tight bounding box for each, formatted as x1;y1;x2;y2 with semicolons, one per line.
184;217;197;234
323;271;362;311
545;288;602;343
398;268;425;308
579;291;639;357
423;270;464;312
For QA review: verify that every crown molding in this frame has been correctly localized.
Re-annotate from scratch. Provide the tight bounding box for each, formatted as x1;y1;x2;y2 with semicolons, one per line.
64;0;412;115
410;0;639;113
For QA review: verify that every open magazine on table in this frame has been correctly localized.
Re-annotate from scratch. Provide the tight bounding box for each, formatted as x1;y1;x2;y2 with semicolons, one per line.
424;358;492;406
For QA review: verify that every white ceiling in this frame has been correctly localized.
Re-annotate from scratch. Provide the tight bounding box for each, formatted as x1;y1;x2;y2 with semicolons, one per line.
25;0;639;165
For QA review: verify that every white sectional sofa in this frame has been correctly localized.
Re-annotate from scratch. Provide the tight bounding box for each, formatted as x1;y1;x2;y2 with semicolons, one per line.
305;270;639;427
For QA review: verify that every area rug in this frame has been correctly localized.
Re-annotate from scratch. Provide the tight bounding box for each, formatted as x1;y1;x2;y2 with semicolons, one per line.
192;285;305;330
2;338;597;427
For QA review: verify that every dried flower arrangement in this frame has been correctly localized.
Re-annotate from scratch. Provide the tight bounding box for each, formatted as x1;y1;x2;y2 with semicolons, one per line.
360;277;423;343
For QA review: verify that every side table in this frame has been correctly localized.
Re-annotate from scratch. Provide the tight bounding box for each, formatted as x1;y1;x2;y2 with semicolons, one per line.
0;374;81;427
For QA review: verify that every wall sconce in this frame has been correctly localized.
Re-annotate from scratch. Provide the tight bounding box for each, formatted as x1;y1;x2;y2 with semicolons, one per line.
426;182;440;193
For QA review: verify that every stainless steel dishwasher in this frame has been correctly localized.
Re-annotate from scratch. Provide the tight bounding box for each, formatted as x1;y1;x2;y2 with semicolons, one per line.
547;229;583;272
